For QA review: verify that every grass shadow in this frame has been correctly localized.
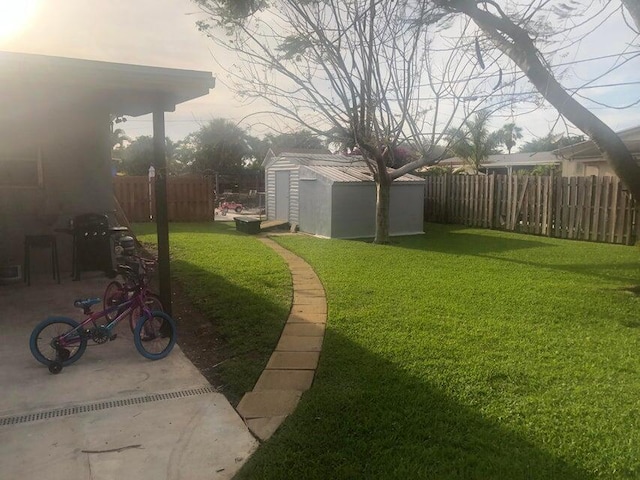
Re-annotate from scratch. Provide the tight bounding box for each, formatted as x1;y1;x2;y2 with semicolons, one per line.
136;215;294;405
403;224;555;256
480;255;640;285
338;224;552;255
391;223;639;284
237;329;597;479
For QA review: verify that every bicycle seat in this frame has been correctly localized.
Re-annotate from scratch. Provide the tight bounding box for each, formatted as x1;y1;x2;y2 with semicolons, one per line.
118;262;141;275
117;264;134;274
73;298;101;310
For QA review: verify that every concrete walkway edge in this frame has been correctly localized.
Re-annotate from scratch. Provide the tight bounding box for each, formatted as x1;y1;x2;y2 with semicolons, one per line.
236;237;327;441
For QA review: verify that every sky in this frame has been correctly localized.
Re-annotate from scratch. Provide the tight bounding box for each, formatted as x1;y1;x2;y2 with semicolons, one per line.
1;0;639;146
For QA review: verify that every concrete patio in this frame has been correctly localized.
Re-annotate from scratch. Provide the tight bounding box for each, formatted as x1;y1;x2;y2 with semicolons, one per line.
0;272;257;480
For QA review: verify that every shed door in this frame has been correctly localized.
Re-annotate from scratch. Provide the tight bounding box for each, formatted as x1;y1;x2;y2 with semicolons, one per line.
275;171;290;220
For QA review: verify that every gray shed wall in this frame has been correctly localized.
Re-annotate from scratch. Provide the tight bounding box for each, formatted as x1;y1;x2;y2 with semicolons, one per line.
299;178;332;237
330;183;425;239
268;160;425;239
331;184;377;238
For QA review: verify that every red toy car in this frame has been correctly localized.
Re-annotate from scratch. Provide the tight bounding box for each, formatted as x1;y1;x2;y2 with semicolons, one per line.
219;201;243;215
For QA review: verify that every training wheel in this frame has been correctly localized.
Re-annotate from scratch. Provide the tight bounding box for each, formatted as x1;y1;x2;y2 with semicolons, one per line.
48;361;63;374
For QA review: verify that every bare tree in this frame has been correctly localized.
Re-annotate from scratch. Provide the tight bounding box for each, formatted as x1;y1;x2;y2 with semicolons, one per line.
193;0;507;243
622;0;640;31
432;0;640;198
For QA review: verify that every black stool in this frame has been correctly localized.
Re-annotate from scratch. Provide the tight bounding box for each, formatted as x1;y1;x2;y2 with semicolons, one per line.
24;235;61;286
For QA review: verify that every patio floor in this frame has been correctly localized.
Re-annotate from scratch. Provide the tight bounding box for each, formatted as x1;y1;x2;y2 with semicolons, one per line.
0;272;257;480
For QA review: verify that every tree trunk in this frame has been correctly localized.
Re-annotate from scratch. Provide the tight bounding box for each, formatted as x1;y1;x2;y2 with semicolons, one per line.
448;1;640;199
621;0;640;32
374;172;391;244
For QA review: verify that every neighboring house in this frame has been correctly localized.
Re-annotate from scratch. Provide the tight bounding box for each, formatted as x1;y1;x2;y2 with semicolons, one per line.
555;125;640;177
0;51;214;273
427;151;559;175
427;125;640;179
262;151;425;239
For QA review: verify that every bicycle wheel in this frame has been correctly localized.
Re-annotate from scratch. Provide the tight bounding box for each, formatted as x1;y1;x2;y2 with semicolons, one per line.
128;293;164;333
29;317;87;367
133;311;177;360
103;280;127;322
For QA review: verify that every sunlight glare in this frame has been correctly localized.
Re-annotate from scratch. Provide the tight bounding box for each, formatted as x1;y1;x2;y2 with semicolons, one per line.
0;0;40;41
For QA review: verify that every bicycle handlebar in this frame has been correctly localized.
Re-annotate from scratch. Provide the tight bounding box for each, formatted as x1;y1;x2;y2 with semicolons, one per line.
116;256;158;286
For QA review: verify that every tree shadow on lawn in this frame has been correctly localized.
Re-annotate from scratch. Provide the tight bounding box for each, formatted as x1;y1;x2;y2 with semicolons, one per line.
341;226;550;256
394;225;639;284
400;224;555;256
237;330;596;480
480;255;640;285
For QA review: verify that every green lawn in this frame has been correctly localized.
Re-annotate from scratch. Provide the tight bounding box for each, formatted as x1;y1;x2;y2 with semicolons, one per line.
133;222;291;404
136;222;640;479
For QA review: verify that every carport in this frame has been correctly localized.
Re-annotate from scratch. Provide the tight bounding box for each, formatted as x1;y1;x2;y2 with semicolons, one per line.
0;51;215;313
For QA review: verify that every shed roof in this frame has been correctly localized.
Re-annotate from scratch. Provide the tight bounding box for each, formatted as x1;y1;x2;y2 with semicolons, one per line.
283;152;367;167
303;165;424;183
0;51;215;117
267;152;425;182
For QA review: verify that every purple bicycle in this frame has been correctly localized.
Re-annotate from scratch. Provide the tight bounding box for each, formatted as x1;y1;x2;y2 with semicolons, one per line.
29;266;176;374
103;257;164;333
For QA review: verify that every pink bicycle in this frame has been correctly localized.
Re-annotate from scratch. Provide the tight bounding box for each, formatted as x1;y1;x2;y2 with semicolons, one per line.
29;263;176;374
103;257;164;333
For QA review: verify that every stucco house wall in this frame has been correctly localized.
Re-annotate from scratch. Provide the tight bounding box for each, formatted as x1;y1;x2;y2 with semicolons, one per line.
0;51;215;279
557;125;640;178
561;159;618;177
0;102;113;269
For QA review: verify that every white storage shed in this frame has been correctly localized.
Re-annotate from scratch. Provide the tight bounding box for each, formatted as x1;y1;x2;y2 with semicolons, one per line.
262;152;425;239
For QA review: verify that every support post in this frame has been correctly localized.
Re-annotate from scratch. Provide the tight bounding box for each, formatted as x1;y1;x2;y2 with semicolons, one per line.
153;110;172;315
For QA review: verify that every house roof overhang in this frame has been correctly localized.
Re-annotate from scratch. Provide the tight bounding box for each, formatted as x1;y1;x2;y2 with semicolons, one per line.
0;51;215;117
553;125;640;159
434;151;559;169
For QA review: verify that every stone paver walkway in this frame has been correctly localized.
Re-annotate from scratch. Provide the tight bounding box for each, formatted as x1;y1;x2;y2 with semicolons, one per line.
236;237;327;441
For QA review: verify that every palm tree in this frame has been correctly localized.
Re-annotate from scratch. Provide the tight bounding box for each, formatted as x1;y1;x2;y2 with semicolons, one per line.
110;128;131;151
191;118;252;174
499;123;523;154
446;111;501;173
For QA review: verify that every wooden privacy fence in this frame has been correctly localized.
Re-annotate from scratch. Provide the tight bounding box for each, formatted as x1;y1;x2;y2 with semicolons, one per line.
424;174;640;245
113;175;214;222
